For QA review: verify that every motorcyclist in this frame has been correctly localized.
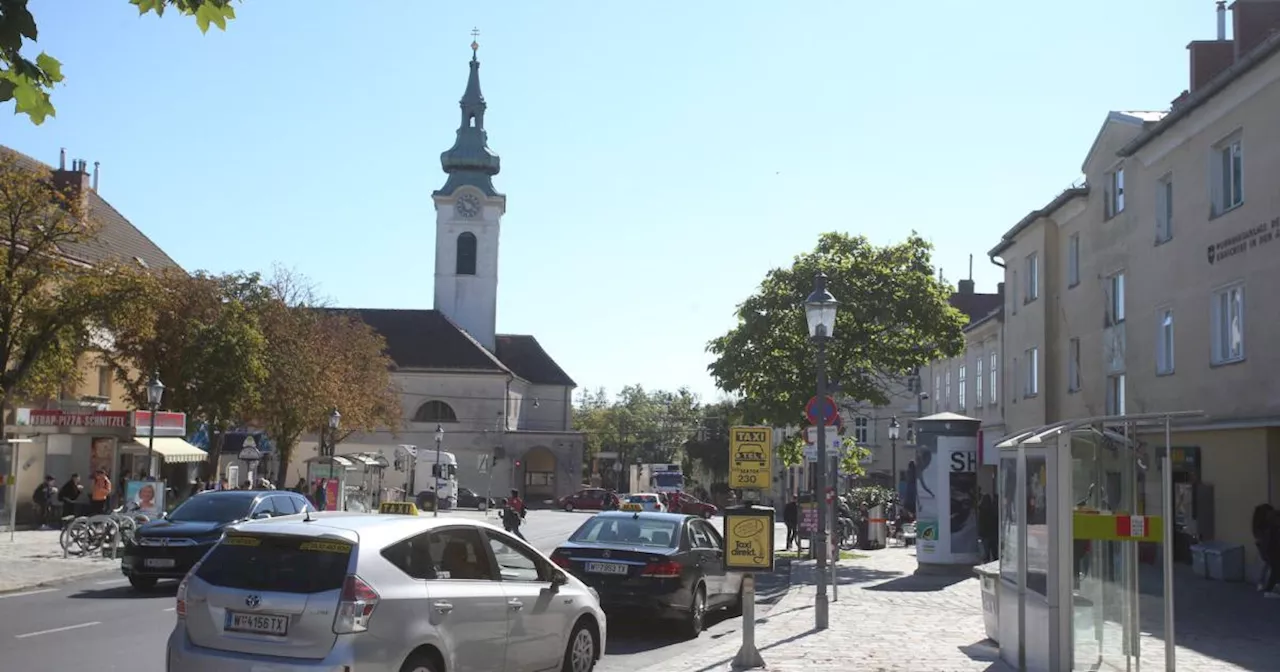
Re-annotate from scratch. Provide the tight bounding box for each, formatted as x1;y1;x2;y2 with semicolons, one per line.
502;489;527;540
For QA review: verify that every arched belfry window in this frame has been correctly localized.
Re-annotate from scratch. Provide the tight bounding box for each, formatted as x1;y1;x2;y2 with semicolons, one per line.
414;400;457;423
456;232;477;275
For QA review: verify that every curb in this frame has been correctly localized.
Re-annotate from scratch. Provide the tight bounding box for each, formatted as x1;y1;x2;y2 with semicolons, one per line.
0;562;118;596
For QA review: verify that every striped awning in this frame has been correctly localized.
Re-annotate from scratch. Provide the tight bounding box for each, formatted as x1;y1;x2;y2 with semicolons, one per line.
124;437;208;463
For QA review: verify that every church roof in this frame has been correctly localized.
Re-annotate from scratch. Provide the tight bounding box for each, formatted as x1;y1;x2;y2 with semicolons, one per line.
1;146;182;271
336;308;575;387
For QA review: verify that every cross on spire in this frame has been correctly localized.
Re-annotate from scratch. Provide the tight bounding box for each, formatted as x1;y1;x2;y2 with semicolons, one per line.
470;27;480;56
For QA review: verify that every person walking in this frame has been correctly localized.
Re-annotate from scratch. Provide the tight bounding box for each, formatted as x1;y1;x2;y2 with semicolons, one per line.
783;498;798;550
32;475;59;530
978;493;999;562
1253;503;1274;592
503;489;527;540
59;473;84;517
89;469;112;515
1260;507;1280;598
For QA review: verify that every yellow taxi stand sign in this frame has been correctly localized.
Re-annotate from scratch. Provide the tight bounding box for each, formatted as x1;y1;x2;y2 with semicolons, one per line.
722;505;775;573
728;426;773;490
379;501;421;516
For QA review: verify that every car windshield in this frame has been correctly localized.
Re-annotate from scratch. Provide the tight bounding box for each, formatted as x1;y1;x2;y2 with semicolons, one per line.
570;516;680;547
653;473;683;488
167;495;254;523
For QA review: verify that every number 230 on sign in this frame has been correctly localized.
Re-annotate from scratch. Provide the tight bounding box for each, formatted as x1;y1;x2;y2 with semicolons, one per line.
729;426;773;489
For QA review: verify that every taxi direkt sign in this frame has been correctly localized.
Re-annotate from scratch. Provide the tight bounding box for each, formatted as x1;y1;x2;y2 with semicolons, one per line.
728;426;773;490
722;505;775;572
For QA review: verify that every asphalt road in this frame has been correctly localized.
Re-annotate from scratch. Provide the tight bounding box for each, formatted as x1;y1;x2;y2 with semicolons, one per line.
0;509;789;672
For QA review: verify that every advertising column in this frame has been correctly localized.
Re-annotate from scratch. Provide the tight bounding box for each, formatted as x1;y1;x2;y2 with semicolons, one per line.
913;412;983;572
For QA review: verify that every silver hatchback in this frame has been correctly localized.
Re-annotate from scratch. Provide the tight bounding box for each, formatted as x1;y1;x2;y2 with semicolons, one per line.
165;512;606;672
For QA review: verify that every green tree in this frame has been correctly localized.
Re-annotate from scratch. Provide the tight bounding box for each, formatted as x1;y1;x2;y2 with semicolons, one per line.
0;0;239;124
0;153;150;408
708;232;966;427
103;268;268;475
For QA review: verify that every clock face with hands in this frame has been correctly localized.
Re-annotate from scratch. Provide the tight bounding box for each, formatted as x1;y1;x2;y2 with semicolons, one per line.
455;193;481;219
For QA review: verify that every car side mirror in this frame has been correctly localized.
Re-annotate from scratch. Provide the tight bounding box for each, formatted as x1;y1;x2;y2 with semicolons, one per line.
551;570;568;587
252;512;272;520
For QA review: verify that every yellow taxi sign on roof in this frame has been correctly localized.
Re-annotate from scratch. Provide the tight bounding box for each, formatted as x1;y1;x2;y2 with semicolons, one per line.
379;501;420;516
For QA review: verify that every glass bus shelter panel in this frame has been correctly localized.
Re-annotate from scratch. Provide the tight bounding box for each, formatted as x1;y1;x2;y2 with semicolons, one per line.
1068;424;1171;671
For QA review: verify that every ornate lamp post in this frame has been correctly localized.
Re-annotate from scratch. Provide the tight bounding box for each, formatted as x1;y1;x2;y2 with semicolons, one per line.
144;371;165;479
804;272;838;631
434;424;444;517
322;408;341;457
888;416;901;495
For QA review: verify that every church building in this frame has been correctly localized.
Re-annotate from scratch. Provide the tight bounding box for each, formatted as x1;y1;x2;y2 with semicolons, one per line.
283;41;582;505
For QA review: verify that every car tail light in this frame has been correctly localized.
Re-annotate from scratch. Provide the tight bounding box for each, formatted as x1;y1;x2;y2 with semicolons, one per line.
175;560;201;619
333;575;379;634
641;559;681;578
550;550;571;569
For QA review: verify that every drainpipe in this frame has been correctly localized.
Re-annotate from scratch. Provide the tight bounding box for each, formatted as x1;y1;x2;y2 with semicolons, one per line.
988;254;1007;421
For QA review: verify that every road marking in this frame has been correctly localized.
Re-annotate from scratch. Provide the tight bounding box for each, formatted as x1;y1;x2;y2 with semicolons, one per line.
94;578;128;586
162;607;175;612
0;588;57;599
15;621;100;638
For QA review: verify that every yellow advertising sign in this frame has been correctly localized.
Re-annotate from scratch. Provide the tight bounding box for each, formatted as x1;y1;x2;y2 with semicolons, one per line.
722;507;775;572
298;540;354;554
728;426;773;490
379;501;421;516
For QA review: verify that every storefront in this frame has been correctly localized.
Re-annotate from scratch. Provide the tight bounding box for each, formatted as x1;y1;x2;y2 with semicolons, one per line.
1;408;206;526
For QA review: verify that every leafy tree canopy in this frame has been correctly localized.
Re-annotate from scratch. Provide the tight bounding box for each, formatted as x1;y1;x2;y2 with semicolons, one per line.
708;232;966;428
0;153;150;406
573;385;700;466
0;0;239;124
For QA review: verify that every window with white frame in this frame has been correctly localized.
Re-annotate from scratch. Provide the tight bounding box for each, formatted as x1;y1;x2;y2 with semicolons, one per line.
1106;272;1126;326
853;416;869;443
989;351;998;406
1107;167;1125;217
1024;347;1039;397
975;353;984;407
1068;338;1081;392
1157;309;1175;375
1155;174;1173;243
1212;136;1243;215
1067;233;1080;287
958;364;967;410
944;367;951;410
1106;374;1126;415
1211;284;1245;364
1025;253;1039;302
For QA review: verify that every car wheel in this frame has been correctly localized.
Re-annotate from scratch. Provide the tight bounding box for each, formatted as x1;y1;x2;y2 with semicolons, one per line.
564;502;575;512
681;584;706;639
128;575;158;591
561;619;597;672
400;649;441;672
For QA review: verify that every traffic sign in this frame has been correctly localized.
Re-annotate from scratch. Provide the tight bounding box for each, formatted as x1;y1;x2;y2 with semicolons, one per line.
804;396;839;426
728;426;773;489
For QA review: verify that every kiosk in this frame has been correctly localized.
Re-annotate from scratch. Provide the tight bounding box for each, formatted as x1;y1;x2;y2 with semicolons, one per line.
994;411;1200;672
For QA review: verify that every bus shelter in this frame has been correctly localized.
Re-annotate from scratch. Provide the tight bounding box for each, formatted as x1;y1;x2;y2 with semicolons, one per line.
994;411;1201;672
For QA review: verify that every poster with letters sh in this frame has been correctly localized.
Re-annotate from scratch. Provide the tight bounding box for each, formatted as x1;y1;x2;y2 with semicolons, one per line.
943;435;980;563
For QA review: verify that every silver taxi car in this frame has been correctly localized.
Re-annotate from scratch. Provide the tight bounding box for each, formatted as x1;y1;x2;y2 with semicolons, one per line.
166;511;606;672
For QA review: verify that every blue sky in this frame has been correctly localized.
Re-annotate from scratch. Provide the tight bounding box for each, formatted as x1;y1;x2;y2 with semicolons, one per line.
1;0;1218;402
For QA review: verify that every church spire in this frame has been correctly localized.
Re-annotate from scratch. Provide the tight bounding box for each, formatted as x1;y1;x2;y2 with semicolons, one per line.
437;29;502;197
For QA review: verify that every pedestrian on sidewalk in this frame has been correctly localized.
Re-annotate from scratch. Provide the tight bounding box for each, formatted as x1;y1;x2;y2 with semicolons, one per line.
1253;503;1273;592
89;469;112;515
31;475;59;530
1260;507;1280;599
503;489;527;541
59;473;84;518
783;498;798;550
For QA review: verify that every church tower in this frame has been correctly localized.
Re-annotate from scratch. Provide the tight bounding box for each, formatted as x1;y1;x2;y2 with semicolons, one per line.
433;36;504;352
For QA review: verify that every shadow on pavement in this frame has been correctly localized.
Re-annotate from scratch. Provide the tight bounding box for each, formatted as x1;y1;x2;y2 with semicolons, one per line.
958;639;1006;667
862;571;969;592
67;582;178;600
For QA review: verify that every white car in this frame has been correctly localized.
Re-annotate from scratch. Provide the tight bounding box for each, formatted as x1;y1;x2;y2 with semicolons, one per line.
166;511;606;672
621;493;665;512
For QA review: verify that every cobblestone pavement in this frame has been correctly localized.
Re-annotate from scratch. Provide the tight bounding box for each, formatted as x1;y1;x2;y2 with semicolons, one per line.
637;546;1278;672
0;530;118;593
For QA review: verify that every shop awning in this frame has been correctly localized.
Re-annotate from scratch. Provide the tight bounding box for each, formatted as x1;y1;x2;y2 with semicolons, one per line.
124;437;208;463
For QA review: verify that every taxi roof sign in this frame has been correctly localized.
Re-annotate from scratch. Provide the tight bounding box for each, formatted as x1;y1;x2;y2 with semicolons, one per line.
379;501;420;516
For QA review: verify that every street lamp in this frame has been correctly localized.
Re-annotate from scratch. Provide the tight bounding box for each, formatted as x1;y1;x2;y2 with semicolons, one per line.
321;407;341;458
804;271;837;632
144;371;164;479
434;424;444;518
888;416;901;500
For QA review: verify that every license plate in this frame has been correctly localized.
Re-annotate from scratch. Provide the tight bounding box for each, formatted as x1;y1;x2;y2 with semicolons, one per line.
144;558;175;568
621;503;643;511
584;562;629;575
225;611;289;636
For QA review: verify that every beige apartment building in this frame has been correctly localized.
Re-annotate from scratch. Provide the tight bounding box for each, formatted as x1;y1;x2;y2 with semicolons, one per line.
987;0;1280;577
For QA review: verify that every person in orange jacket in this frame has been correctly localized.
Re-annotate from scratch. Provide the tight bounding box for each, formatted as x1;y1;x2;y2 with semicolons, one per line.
90;469;112;515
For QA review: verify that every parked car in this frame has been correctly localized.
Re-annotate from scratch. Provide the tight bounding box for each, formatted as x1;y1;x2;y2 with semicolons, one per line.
621;493;664;512
667;492;718;519
455;487;494;510
550;511;743;638
167;512;606;672
123;489;314;591
558;488;619;512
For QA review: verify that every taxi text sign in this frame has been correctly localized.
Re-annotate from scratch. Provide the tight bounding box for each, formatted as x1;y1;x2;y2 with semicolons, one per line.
728;426;773;490
379;501;420;516
722;505;775;572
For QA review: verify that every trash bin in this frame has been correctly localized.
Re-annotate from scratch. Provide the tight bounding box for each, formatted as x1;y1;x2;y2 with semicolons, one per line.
869;504;887;548
1190;541;1246;582
974;560;1000;644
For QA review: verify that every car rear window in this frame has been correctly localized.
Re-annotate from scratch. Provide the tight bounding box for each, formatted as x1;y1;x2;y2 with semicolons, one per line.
625;495;654;503
569;516;680;547
196;535;352;593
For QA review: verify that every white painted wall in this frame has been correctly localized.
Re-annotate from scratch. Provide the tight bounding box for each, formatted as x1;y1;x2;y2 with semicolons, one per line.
433;187;502;351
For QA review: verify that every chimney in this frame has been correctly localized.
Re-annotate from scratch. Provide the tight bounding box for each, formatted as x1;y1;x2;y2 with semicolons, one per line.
997;282;1005;297
1233;0;1280;60
92;161;99;192
1219;0;1228;39
957;279;975;295
58;148;66;170
50;156;91;214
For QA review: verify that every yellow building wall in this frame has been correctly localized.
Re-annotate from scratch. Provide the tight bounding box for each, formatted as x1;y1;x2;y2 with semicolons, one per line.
1180;428;1272;576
